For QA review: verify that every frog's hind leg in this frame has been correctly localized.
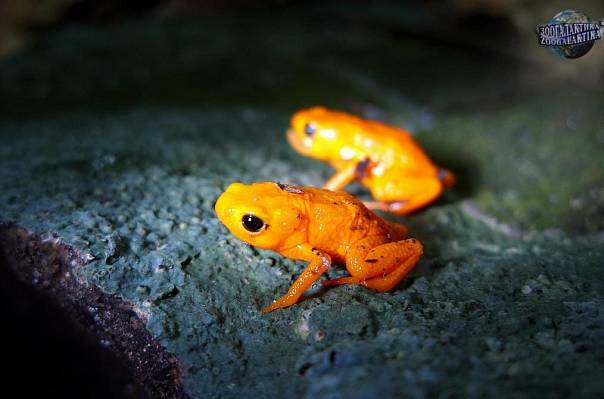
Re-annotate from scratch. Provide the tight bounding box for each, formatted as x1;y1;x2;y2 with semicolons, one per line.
360;239;422;291
323;238;422;292
365;176;444;215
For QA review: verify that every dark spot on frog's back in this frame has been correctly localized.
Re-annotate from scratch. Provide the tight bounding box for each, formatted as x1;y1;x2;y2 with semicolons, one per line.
276;182;304;194
365;259;378;263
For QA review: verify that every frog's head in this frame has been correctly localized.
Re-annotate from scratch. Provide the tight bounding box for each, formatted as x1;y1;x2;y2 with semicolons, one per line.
215;182;307;250
287;107;356;161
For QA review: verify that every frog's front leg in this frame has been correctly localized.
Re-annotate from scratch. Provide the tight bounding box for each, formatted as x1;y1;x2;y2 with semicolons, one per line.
262;245;331;313
323;158;371;191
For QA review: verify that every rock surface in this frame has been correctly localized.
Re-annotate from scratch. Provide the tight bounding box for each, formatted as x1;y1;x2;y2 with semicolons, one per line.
1;4;603;398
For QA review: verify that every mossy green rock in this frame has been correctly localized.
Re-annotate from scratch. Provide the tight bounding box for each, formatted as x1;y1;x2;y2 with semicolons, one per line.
1;4;603;398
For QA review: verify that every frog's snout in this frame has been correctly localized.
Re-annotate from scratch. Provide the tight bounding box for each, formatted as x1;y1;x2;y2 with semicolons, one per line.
215;184;243;225
286;128;299;146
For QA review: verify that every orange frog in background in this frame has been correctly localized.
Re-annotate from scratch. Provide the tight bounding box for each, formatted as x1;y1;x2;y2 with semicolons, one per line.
215;182;422;313
287;107;455;215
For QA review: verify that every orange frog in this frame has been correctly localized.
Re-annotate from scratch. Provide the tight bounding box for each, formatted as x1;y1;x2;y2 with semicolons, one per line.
215;182;422;313
287;107;455;215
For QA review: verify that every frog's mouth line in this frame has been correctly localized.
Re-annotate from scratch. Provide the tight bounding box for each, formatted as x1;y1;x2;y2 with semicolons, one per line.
286;129;312;155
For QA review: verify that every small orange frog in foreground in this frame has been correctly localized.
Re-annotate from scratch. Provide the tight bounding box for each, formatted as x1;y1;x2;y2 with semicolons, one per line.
287;107;455;215
215;182;422;313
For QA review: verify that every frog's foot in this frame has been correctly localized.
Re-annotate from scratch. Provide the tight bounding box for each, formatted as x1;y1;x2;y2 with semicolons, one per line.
262;296;300;313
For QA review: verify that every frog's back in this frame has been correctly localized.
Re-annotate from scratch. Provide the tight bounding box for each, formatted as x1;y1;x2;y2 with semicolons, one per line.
302;187;393;259
303;186;375;220
359;119;436;173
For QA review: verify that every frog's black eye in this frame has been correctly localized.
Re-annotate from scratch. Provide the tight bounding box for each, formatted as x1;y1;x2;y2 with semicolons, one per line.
242;214;265;233
304;122;316;137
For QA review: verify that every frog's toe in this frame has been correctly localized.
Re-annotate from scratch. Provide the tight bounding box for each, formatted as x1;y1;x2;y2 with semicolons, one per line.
261;302;284;313
261;296;298;313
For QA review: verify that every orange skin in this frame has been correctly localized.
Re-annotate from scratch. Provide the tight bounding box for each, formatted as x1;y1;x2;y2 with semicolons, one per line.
287;107;455;215
215;182;423;313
